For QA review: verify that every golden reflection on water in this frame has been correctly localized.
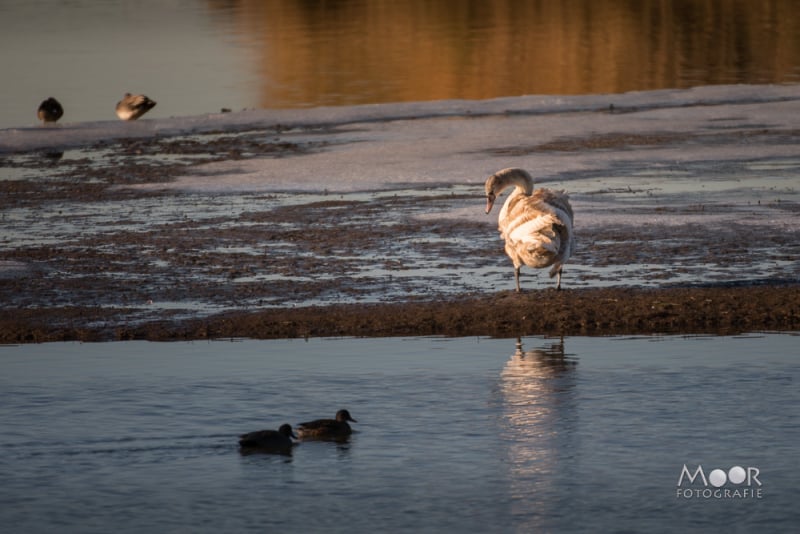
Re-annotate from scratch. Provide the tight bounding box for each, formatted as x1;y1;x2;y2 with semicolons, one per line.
497;337;578;524
212;0;800;108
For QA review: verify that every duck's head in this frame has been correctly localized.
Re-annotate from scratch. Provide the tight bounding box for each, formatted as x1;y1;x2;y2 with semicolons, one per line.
335;409;357;423
278;424;298;439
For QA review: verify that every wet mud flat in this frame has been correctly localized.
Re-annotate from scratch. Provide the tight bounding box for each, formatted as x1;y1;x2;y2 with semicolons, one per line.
2;143;799;342
2;95;799;343
2;285;797;343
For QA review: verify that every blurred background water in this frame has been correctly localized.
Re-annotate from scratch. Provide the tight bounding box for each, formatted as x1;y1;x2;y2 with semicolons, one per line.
1;335;798;532
1;0;799;128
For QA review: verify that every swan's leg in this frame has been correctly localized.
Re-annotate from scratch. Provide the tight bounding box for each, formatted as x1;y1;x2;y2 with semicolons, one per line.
555;267;562;291
514;266;522;292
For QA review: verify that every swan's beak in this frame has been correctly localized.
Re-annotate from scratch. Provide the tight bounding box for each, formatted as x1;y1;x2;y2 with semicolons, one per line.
485;194;496;214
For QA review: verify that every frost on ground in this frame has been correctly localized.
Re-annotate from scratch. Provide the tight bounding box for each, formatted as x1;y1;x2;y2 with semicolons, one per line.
0;84;798;338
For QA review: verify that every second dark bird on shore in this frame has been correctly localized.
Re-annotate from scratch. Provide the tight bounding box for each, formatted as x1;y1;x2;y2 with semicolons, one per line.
115;93;157;120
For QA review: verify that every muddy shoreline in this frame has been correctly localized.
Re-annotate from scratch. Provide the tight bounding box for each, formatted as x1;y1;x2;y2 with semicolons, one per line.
2;284;797;343
3;91;799;344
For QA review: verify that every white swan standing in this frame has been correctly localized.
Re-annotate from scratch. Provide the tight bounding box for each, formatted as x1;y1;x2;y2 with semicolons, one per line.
484;167;575;292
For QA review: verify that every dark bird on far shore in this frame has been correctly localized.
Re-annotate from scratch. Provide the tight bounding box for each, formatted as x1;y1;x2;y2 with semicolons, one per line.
297;409;357;440
37;97;63;123
115;93;156;120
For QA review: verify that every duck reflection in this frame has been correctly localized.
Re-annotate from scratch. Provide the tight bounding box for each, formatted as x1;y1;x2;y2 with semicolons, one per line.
495;337;578;523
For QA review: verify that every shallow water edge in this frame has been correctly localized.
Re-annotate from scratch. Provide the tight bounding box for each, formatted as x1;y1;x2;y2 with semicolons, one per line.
2;284;798;343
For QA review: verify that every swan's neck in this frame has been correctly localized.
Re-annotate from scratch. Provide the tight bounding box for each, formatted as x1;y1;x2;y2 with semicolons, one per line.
509;177;533;197
501;170;534;197
485;168;536;214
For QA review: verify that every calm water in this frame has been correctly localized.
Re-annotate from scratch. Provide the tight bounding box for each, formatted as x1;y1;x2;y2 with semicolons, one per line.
1;335;798;532
2;0;800;128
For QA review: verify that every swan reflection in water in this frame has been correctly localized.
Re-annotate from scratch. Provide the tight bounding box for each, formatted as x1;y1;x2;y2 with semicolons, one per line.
494;337;578;526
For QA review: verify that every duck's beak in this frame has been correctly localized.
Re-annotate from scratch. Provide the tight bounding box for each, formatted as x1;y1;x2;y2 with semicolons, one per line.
348;416;358;423
485;193;496;214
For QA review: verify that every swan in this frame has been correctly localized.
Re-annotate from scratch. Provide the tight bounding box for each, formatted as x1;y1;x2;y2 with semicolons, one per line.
484;167;575;291
296;409;357;440
115;93;157;120
37;97;63;123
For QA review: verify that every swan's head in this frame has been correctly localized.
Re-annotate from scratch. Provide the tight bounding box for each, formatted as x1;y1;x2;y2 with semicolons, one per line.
485;178;498;214
484;168;534;213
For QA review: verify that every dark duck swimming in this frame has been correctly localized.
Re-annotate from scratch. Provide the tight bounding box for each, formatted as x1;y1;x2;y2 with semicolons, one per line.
238;423;297;454
296;409;357;440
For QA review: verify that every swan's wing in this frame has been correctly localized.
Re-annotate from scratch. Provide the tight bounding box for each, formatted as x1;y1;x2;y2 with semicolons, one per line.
506;212;560;251
504;192;573;253
532;189;573;219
